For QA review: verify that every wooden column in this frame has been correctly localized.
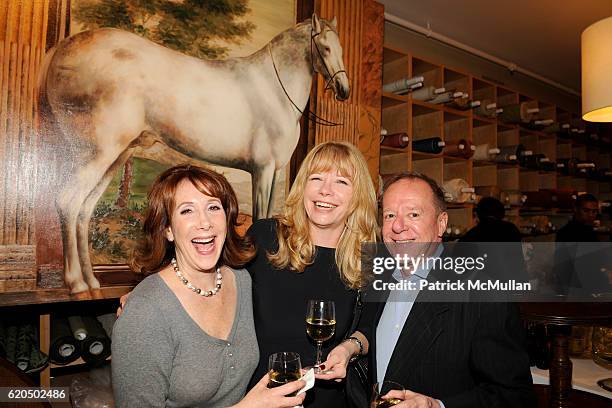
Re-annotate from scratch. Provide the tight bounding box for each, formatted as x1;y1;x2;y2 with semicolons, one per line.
314;0;383;183
0;0;55;291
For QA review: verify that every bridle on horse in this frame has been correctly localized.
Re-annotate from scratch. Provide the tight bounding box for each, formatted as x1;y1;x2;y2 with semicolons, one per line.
268;27;347;127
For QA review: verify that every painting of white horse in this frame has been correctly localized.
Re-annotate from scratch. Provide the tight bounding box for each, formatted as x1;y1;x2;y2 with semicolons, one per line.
38;13;349;293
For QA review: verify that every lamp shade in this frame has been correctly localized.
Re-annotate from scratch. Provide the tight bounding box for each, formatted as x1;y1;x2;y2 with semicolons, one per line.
582;16;612;122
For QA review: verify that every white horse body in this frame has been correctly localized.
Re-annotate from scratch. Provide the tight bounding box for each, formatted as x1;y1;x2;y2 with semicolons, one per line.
49;29;306;172
40;15;349;293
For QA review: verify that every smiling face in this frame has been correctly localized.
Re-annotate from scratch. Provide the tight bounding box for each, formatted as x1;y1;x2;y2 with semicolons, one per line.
303;169;354;244
165;180;227;273
382;178;448;247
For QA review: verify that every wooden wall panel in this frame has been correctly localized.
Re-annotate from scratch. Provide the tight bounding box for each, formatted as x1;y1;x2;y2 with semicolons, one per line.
1;0;55;291
315;0;383;183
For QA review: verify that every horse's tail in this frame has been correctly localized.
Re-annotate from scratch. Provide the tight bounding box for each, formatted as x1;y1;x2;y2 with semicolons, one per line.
36;46;67;188
37;46;58;126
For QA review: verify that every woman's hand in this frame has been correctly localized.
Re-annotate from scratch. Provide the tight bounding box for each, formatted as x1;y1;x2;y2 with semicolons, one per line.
232;373;306;408
116;291;132;317
314;341;353;382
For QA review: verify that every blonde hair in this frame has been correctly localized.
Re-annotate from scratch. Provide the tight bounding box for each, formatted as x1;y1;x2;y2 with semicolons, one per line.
268;141;378;288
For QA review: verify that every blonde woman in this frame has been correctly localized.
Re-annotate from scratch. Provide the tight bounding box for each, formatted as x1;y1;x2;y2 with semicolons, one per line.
247;141;378;407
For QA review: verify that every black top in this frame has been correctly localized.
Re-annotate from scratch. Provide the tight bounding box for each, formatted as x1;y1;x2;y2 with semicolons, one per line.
247;218;355;407
553;219;608;294
556;219;599;242
459;218;528;283
460;217;522;242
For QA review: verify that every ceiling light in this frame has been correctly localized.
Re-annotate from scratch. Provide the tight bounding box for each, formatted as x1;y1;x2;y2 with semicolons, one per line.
582;16;612;122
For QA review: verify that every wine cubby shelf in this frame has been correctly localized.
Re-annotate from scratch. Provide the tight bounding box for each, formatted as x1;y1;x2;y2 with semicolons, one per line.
380;45;612;237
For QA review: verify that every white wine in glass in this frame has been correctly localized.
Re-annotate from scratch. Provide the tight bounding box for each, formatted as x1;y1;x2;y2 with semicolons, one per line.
267;352;302;396
370;381;404;408
306;300;336;373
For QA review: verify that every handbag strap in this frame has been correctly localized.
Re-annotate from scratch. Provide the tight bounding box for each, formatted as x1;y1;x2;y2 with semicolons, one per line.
346;289;363;338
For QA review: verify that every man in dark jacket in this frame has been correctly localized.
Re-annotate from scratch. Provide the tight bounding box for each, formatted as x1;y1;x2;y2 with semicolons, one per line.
355;173;535;408
553;194;609;295
461;197;522;242
556;193;599;242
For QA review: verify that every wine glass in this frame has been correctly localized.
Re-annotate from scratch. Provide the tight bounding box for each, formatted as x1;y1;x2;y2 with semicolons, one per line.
267;352;302;396
370;381;405;408
305;300;336;373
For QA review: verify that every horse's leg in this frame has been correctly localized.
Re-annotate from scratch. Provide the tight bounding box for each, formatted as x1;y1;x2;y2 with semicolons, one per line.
76;149;134;289
56;151;123;293
56;92;145;293
56;175;90;293
252;162;276;220
266;169;280;218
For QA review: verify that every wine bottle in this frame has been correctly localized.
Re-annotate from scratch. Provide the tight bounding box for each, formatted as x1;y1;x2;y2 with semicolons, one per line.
577;161;596;176
475;185;501;200
443;139;475;159
495;145;529;164
447;94;481;110
412;137;445;154
429;91;464;105
381;132;410;148
554;189;577;210
541;123;560;133
395;82;424;95
474;100;498;117
306;318;336;342
524;190;554;208
556;158;595;176
523;154;551;170
443;225;465;240
539;157;556;172
494;151;518;164
473;144;501;161
443;178;475;203
497;102;539;124
516;146;534;167
526;119;555;130
593;169;612;181
411;86;446;101
500;191;526;207
382;75;425;94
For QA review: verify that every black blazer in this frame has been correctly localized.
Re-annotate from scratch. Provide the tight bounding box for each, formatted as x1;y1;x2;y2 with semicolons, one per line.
357;282;536;408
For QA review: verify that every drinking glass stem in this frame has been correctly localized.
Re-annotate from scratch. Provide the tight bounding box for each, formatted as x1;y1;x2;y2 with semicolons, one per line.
315;341;323;368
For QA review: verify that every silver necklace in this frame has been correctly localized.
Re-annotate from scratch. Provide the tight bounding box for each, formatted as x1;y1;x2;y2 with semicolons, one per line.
171;258;222;297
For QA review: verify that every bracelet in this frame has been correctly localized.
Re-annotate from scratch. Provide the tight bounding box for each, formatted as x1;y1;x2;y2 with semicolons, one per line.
345;336;364;361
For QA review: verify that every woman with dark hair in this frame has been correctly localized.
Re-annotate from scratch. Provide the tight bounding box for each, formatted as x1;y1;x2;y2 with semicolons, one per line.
112;165;304;408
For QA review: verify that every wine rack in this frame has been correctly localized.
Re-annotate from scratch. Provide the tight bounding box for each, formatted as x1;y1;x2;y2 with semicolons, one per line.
379;45;612;237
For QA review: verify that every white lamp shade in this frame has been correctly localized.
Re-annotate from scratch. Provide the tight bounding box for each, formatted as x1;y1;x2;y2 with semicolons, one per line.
582;16;612;122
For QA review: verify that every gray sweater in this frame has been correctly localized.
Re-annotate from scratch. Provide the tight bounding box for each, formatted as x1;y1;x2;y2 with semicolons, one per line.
112;269;259;407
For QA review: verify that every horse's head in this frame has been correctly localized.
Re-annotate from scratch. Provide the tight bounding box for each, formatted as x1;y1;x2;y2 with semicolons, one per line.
311;14;350;101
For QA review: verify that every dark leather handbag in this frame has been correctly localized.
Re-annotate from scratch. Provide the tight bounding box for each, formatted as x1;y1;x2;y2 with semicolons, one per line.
344;290;369;408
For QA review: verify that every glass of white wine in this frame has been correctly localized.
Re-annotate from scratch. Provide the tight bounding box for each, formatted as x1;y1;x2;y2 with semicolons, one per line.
370;381;404;408
267;352;302;396
305;299;336;374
